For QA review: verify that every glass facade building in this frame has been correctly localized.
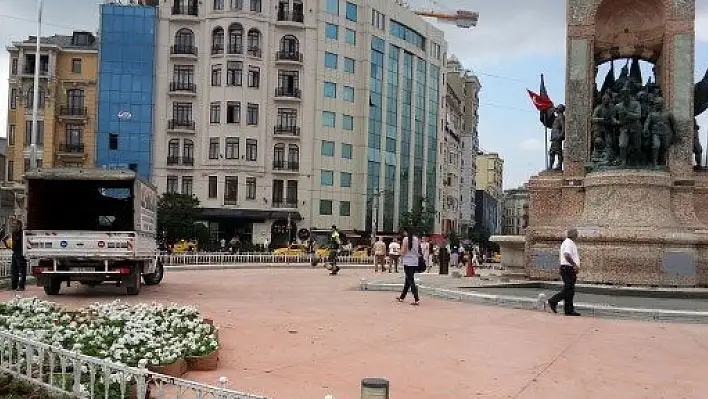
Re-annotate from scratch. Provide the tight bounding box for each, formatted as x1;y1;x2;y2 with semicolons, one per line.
96;4;157;180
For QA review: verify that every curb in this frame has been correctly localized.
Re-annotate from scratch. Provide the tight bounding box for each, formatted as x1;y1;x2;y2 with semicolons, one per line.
361;281;708;324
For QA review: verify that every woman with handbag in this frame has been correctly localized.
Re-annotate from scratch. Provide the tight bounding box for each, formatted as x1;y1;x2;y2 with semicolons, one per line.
397;230;421;306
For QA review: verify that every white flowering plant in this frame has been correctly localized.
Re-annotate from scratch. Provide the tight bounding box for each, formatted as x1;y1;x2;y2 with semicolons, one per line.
0;297;219;368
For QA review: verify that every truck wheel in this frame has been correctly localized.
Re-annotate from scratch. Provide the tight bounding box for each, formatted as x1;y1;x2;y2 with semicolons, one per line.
143;260;164;286
44;279;61;296
126;269;141;295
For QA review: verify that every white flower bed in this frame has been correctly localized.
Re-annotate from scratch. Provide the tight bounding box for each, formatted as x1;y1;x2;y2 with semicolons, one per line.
0;297;218;368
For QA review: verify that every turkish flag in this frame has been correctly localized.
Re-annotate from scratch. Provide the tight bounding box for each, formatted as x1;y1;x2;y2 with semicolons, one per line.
527;89;553;112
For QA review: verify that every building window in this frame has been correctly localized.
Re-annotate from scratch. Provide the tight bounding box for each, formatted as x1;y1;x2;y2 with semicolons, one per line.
224;176;238;203
210;102;221;123
277;108;297;129
9;88;17;109
208;176;218;198
66;124;83;148
325;23;338;40
341;143;352;159
325;0;338;15
343;57;355;73
342;114;354;130
321;170;334;186
182;176;194;196
71;58;82;73
228;23;244;54
280;35;299;55
225;137;239;159
343;86;354;102
231;0;243;9
10;58;17;75
247;103;259;125
340;172;352;187
288;144;299;165
174;28;195;51
323;81;337;98
211;64;222;86
7;161;13;181
212;27;225;54
247;29;261;56
250;0;261;12
226;61;243;86
172;102;193;123
8;125;15;146
386;137;396;152
168;139;180;162
247;66;260;88
324;52;338;69
27;87;46;109
345;29;356;45
277;70;299;95
24;121;44;145
166;176;178;193
183;139;194;163
340;201;351;216
321;141;335;157
322;111;336;127
213;0;224;10
209;138;220;159
345;2;357;21
246;177;256;199
286;180;298;205
371;9;385;30
227;101;240;123
173;65;195;87
109;133;118;150
246;139;257;161
319;200;333;215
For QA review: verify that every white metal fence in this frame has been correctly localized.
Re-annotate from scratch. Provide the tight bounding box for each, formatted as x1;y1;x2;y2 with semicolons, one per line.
159;253;374;266
0;330;267;399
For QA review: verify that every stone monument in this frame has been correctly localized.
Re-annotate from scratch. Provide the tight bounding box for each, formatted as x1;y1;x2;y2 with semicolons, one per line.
525;0;708;287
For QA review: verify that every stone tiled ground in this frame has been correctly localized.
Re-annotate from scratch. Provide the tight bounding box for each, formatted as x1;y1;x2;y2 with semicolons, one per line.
2;269;708;399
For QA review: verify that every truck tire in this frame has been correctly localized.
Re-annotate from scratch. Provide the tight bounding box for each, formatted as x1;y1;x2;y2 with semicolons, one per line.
126;269;141;295
143;260;164;286
44;279;61;296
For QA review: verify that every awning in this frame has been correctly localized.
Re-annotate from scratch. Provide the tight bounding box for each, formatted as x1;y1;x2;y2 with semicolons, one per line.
200;208;302;221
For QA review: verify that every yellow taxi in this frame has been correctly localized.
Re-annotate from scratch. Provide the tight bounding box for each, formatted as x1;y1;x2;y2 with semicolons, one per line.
173;240;196;253
273;244;307;256
352;245;371;258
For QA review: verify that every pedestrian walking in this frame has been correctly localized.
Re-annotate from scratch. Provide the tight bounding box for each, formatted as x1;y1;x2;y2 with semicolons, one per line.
388;238;401;273
10;219;26;291
438;245;450;275
373;237;387;272
397;230;420;306
548;228;581;316
421;237;431;273
327;225;341;275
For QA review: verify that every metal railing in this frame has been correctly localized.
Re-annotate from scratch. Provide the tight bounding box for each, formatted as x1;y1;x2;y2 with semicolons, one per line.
272;160;299;171
0;330;266;399
274;125;300;136
246;47;262;58
272;199;298;209
171;45;198;56
160;252;374;266
0;252;15;279
58;106;87;117
277;11;304;23
172;5;198;16
170;82;197;93
275;51;303;62
275;87;301;98
168;119;196;131
228;44;243;54
56;142;85;154
166;156;195;166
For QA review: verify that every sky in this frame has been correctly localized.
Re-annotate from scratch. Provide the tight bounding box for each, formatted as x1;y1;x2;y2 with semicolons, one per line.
2;0;708;189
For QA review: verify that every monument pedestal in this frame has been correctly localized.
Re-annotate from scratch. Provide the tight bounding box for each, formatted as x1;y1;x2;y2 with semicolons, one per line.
526;170;708;287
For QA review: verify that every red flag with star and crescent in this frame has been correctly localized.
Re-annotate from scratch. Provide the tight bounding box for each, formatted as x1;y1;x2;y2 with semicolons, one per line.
527;74;553;111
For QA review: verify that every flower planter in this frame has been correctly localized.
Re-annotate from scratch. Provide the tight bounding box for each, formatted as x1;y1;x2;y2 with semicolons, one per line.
185;348;219;371
147;358;188;378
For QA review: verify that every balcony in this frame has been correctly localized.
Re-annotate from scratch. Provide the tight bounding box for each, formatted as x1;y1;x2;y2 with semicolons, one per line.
276;11;304;24
227;44;243;55
274;87;301;100
170;45;198;59
272;161;299;172
246;47;262;58
275;51;303;64
272;198;298;209
21;67;49;78
167;119;196;132
169;82;197;96
211;45;224;55
171;5;199;21
224;198;238;206
273;125;300;137
57;106;88;121
56;142;85;156
166;156;195;167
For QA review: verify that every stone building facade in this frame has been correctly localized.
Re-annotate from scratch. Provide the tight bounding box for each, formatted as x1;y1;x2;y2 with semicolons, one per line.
502;184;528;236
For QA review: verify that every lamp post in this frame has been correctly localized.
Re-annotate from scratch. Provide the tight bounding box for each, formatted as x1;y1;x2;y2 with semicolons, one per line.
370;189;382;247
29;0;44;170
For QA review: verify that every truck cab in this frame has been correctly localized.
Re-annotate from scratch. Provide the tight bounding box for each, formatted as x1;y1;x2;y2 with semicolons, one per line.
24;168;163;295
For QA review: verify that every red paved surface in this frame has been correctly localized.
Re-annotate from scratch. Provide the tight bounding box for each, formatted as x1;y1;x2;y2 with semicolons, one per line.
3;269;708;399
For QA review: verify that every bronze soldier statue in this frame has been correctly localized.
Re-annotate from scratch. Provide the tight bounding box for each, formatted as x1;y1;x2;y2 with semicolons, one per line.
549;104;566;171
695;120;703;168
613;85;643;167
643;97;677;168
591;94;614;161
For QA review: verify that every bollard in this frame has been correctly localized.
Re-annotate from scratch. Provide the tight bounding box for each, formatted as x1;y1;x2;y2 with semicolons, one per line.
361;378;389;399
218;376;229;389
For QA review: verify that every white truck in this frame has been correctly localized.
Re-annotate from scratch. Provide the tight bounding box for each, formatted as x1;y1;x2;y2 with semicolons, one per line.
25;168;164;295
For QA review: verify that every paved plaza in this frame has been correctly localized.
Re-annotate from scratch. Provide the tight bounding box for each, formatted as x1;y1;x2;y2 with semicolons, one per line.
2;269;708;399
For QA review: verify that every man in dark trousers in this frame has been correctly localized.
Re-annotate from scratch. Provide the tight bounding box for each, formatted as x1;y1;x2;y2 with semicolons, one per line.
10;219;26;291
548;228;581;316
327;225;341;275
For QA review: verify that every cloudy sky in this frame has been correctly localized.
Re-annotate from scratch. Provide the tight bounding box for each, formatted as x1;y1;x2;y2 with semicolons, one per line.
2;0;708;189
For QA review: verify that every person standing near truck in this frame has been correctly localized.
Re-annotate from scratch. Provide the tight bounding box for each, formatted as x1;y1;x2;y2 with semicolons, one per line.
10;219;26;291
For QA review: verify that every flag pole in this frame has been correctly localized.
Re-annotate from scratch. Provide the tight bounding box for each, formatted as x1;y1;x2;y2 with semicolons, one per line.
544;112;549;170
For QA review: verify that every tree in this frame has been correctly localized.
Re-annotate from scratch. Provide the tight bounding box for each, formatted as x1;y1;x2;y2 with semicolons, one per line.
399;197;436;235
157;193;201;245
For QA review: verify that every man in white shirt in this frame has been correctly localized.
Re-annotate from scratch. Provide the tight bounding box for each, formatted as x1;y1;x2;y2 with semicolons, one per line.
388;238;401;273
548;228;581;316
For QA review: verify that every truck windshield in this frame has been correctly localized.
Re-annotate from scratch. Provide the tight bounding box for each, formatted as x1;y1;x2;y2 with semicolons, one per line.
27;180;135;231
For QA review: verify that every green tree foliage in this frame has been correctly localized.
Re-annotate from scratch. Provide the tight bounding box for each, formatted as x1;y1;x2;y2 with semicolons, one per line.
157;193;202;245
399;198;436;235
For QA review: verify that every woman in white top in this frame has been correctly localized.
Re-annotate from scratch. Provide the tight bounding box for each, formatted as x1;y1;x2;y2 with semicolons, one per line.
397;230;421;305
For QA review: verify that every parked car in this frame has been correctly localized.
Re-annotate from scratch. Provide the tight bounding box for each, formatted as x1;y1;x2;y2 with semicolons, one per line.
273;244;307;256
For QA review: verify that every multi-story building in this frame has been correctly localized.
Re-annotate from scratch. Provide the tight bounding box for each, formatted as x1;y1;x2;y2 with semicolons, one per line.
475;152;503;235
96;1;158;180
440;55;480;237
5;31;99;181
154;0;446;246
474;189;498;236
502;184;529;236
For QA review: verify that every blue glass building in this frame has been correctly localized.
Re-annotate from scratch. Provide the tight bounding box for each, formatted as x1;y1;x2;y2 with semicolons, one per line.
96;3;157;180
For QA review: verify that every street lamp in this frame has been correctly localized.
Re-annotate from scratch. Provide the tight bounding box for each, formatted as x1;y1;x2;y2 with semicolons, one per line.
29;0;44;171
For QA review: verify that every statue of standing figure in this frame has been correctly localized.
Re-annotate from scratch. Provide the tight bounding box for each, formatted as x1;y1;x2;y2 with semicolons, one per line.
613;85;643;167
695;120;703;169
591;94;614;162
549;104;566;171
643;97;678;168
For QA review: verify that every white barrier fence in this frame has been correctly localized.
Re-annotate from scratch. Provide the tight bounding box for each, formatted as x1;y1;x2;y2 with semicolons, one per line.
159;253;375;266
0;330;267;399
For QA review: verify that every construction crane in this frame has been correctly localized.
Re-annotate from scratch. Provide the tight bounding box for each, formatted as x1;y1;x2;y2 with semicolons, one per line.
412;10;479;29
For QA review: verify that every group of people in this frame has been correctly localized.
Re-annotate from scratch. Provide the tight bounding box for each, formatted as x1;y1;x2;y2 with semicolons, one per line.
372;236;481;274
